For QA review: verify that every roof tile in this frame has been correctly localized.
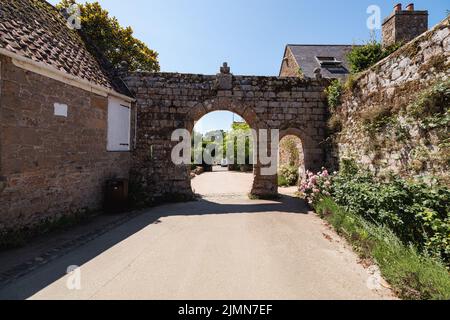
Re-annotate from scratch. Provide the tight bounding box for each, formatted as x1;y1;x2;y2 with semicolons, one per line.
0;0;131;97
286;45;355;79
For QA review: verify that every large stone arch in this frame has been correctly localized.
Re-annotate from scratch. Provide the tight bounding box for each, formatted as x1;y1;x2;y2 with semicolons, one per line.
185;98;267;133
124;70;328;203
186;99;268;196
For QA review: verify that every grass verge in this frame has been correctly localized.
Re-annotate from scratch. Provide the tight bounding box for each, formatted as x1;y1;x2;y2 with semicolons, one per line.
314;196;450;300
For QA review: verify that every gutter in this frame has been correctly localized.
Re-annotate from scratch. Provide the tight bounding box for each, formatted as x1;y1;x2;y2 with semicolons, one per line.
0;48;136;103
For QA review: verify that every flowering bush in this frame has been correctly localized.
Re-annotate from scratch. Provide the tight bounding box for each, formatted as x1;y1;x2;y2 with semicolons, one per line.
299;168;334;205
278;165;299;187
301;163;450;264
332;173;450;263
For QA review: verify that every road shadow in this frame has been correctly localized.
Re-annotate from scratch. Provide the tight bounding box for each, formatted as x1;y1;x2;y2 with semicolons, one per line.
0;193;309;300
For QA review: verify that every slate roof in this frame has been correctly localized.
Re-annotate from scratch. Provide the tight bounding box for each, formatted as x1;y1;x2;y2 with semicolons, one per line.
0;0;131;96
282;45;354;79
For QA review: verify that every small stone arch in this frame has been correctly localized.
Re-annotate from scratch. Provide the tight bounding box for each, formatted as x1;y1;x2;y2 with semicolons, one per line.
279;127;322;175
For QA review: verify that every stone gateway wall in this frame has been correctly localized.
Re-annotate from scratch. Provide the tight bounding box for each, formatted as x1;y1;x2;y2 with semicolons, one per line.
124;70;328;202
0;56;131;233
333;17;449;183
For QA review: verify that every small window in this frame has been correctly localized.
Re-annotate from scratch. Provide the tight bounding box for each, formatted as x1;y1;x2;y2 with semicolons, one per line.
107;96;131;152
316;56;342;66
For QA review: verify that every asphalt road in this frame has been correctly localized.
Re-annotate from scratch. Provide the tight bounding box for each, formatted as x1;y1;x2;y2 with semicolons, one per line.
0;171;395;300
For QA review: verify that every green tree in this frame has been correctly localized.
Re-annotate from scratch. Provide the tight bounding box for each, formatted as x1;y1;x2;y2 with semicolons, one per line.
57;0;159;72
226;122;253;170
231;122;251;131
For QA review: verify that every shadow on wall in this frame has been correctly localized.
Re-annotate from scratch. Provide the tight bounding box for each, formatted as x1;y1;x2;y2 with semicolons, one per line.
0;194;309;300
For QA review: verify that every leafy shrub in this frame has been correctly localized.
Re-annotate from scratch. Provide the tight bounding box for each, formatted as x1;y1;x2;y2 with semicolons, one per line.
277;175;289;187
360;104;393;132
278;165;299;187
324;79;343;111
331;171;450;264
343;74;357;92
347;41;402;73
304;159;450;264
328;114;343;133
314;197;450;300
408;80;450;130
340;158;359;176
408;80;450;118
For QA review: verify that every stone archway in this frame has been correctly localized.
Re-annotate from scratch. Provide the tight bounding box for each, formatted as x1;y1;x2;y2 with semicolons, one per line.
186;99;270;197
279;127;322;175
124;67;328;203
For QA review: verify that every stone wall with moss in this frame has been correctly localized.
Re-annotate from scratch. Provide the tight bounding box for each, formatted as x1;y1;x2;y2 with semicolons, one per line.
330;17;449;184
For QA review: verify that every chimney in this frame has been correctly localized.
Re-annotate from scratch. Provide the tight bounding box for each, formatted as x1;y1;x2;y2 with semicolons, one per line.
382;3;428;47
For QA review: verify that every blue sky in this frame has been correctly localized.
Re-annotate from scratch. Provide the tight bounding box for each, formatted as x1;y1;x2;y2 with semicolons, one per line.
48;0;449;132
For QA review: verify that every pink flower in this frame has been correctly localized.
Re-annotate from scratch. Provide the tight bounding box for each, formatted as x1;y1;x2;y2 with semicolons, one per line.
313;188;320;194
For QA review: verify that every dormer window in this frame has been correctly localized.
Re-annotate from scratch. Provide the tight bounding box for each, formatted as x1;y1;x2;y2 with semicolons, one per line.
316;56;343;66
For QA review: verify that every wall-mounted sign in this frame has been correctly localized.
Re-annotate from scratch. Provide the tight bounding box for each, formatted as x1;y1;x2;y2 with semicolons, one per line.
54;103;68;117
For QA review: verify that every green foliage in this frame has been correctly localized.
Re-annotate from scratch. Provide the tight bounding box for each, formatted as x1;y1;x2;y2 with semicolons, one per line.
278;165;299;187
314;197;450;300
361;104;394;133
327;114;342;133
279;137;300;167
340;158;359;176
231;122;251;131
191;130;224;170
331;171;450;264
226;123;253;169
324;79;345;133
57;0;159;72
394;122;411;142
343;74;357;92
324;79;343;111
347;41;402;73
408;80;450;129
